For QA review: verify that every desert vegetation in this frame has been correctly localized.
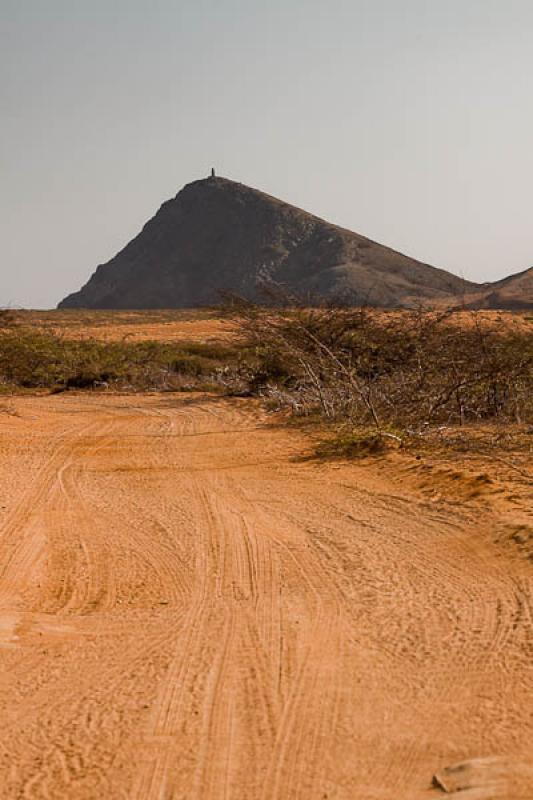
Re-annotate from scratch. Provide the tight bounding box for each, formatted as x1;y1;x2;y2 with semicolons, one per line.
2;309;531;439
228;304;533;449
0;320;241;393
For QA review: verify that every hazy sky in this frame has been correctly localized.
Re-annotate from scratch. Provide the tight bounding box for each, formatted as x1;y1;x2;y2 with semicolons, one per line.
2;0;533;308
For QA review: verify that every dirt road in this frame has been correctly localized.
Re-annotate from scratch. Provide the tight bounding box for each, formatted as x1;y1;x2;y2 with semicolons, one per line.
0;394;531;799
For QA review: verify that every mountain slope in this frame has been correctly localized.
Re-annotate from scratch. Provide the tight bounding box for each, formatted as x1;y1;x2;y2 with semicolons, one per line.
59;177;476;309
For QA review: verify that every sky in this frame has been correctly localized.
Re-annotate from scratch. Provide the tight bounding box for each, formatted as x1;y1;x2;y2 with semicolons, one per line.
2;0;533;308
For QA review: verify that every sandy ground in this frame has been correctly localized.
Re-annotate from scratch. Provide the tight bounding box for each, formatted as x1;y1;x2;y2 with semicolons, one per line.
9;308;532;344
11;310;238;343
0;393;531;799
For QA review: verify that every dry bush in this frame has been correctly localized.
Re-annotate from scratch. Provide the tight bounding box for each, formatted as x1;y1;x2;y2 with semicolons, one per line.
229;304;533;432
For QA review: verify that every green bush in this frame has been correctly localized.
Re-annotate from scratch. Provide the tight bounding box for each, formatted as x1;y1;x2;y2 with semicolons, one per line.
0;331;241;392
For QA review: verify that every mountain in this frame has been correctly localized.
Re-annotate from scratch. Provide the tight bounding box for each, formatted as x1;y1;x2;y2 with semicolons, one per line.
460;267;533;310
58;176;526;310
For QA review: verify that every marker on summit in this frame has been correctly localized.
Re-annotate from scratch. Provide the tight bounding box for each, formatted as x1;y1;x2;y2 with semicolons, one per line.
211;167;215;178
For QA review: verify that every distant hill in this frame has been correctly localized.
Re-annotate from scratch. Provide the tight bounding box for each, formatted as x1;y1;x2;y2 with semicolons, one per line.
460;267;533;310
58;176;531;310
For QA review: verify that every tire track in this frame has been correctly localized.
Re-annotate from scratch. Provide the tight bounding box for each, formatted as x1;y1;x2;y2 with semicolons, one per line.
0;394;531;799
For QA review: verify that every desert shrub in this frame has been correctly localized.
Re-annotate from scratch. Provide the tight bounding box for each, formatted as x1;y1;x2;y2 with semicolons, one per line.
314;429;400;458
169;355;205;376
178;341;238;360
0;330;241;392
230;305;533;430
